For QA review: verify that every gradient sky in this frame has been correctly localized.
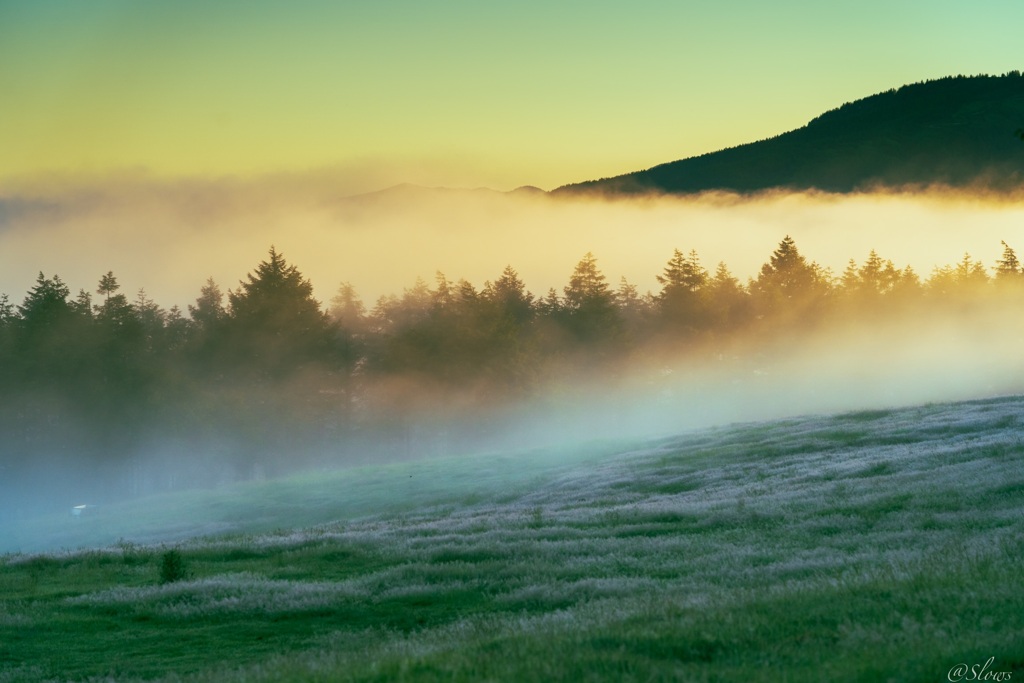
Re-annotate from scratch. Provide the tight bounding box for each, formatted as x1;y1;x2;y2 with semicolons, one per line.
2;0;1023;191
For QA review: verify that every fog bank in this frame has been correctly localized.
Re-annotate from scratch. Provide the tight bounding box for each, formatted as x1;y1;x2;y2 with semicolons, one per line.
3;176;1024;309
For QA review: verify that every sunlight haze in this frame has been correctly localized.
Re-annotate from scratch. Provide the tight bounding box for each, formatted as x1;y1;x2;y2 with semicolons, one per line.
2;0;1022;190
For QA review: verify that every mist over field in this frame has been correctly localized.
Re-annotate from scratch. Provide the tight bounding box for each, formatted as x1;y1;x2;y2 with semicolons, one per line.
3;177;1024;542
3;175;1024;308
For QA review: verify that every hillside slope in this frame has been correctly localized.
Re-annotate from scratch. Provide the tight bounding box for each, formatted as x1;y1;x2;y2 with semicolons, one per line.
556;72;1024;195
2;396;1023;681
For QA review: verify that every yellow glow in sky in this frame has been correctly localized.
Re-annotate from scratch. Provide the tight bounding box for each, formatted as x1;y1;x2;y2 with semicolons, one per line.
2;1;1023;190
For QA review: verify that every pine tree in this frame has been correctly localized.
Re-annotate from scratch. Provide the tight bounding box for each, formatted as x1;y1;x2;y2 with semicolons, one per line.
840;259;860;295
995;241;1022;279
70;289;93;318
705;262;749;331
563;253;612;312
18;272;71;324
189;278;226;332
562;253;621;345
97;271;119;302
616;276;651;333
657;249;708;294
0;293;13;324
656;249;709;332
226;246;335;378
750;236;829;320
487;265;534;325
858;250;888;295
330;282;367;332
536;288;561;316
15;273;90;388
432;272;453;309
953;253;989;288
133;289;166;352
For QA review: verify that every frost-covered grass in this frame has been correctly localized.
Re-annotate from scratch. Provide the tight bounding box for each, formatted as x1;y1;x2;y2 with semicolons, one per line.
2;396;1023;682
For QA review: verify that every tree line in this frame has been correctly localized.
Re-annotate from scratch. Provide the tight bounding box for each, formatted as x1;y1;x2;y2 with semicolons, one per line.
1;238;1023;507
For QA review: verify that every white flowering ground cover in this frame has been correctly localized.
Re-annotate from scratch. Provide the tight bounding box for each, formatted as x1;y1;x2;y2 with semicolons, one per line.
1;396;1023;682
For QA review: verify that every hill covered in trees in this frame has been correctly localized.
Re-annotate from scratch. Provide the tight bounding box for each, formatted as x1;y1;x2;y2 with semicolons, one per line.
554;73;1024;195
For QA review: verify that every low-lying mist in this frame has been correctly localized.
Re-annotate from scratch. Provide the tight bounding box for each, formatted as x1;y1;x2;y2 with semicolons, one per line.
3;173;1024;308
3;174;1024;551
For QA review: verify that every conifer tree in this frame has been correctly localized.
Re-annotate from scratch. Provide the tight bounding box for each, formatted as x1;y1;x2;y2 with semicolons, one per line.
954;253;989;288
189;278;226;332
330;282;366;332
750;236;829;320
562;252;621;345
97;271;119;302
656;249;709;332
488;265;534;325
18;272;72;327
616;276;651;333
16;273;92;390
226;246;335;378
0;293;13;325
536;288;561;316
70;289;93;318
706;262;749;330
995;241;1022;279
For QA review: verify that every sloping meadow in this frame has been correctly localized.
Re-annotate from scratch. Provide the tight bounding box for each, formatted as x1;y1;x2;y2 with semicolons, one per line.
2;396;1023;682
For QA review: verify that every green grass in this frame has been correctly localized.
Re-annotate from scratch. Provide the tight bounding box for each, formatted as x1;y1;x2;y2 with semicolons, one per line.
2;395;1023;682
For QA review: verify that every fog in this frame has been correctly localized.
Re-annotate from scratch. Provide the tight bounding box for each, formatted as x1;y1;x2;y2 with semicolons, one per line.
4;175;1024;553
3;174;1024;308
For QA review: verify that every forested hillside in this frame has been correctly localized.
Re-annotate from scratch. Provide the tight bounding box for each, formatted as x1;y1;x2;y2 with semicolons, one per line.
556;72;1024;195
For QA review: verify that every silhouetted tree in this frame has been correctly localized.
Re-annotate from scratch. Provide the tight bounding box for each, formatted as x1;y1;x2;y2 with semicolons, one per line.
18;272;72;332
133;289;166;352
70;289;93;318
705;262;750;331
890;265;924;304
97;271;119;302
616;277;653;335
0;294;15;388
837;250;906;313
561;252;622;346
189;278;226;333
226;247;335;379
477;266;539;392
94;271;136;331
995;241;1022;279
486;265;535;326
220;248;343;471
656;249;709;333
536;288;562;316
163;305;189;352
15;273;88;384
750;236;830;322
0;294;13;325
927;253;988;299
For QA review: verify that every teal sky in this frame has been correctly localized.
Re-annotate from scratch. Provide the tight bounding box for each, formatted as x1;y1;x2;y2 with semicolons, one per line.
2;0;1022;190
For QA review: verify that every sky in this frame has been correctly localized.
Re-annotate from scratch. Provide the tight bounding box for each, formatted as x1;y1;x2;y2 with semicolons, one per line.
2;0;1023;192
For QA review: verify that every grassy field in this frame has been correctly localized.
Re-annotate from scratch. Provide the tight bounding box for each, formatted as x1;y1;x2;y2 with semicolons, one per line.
2;396;1023;682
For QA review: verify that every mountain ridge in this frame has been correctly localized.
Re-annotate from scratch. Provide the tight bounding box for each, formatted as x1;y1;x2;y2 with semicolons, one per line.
553;72;1024;196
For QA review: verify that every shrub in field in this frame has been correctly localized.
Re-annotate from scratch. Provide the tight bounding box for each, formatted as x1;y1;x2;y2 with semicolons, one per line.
159;549;190;585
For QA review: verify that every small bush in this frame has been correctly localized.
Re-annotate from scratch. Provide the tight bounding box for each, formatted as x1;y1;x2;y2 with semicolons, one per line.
159;549;190;585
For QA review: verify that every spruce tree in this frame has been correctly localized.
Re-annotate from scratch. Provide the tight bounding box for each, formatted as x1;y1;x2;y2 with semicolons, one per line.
656;249;709;332
750;236;829;320
226;246;335;379
562;253;621;345
995;241;1022;279
189;278;226;332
